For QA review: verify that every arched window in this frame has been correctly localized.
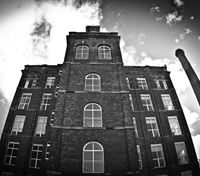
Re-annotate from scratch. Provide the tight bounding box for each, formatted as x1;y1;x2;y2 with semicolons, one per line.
83;142;104;173
85;73;101;92
98;46;111;60
84;103;102;127
75;45;89;59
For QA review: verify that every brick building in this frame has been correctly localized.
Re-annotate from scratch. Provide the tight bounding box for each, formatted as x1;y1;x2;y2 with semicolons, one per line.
0;26;199;176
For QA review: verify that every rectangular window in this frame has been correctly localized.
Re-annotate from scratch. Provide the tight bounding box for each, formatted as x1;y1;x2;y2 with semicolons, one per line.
146;117;160;137
155;79;168;89
141;94;154;111
18;93;32;110
129;94;134;111
29;144;43;169
137;145;142;169
151;144;165;168
168;116;182;135
50;110;55;126
45;142;50;160
24;78;38;88
35;116;47;137
161;94;174;110
126;78;134;89
11;115;25;135
4;142;19;166
181;170;192;176
45;77;55;88
175;142;189;165
137;78;148;89
133;117;138;138
40;93;52;110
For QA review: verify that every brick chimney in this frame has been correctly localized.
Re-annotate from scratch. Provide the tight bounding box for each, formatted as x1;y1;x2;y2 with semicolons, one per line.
175;49;200;106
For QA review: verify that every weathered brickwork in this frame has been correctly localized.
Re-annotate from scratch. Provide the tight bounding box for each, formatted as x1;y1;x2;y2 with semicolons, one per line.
0;26;199;176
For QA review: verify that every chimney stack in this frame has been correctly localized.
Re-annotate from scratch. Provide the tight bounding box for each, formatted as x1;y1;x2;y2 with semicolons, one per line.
175;49;200;106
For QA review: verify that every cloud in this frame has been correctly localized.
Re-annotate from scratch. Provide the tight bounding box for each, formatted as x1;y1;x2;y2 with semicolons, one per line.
173;0;184;7
180;28;192;40
0;0;102;102
150;6;160;15
166;11;183;26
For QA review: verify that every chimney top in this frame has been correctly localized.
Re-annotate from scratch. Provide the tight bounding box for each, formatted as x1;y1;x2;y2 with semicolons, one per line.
86;26;100;33
175;48;185;58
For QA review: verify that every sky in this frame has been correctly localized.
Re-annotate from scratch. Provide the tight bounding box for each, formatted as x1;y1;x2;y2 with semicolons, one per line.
0;0;200;157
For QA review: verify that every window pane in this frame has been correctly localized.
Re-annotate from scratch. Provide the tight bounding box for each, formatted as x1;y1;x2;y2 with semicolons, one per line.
94;151;103;161
84;151;93;160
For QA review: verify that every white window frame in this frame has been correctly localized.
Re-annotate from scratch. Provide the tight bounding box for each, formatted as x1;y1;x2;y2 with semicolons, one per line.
98;46;111;60
85;73;101;92
35;116;47;137
45;77;55;88
161;94;174;110
24;78;38;88
11;115;25;135
83;142;104;173
141;94;154;111
137;78;148;89
133;117;138;138
40;93;52;110
137;145;142;169
175;142;189;165
168;116;182;135
155;79;168;90
129;94;134;111
18;93;32;110
151;144;166;168
75;45;89;59
4;142;19;166
29;144;43;169
83;103;102;127
146;117;160;137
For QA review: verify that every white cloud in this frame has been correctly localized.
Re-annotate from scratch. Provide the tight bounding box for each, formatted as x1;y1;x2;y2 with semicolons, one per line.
183;106;200;126
0;0;102;102
150;6;160;15
174;0;184;7
166;11;183;26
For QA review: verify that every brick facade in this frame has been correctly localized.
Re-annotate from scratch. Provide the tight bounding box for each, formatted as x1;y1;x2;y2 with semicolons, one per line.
0;26;199;176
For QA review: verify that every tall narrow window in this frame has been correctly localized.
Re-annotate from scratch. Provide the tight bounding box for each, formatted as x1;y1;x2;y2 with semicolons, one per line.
155;79;168;89
151;144;166;168
126;78;134;89
30;144;43;169
84;103;102;127
40;93;52;110
18;93;32;110
129;94;134;111
75;45;89;59
45;77;55;88
85;74;101;92
4;142;19;166
50;110;55;126
146;117;160;137
11;115;25;135
175;142;189;165
141;94;154;111
83;142;104;173
45;142;50;160
137;145;142;169
126;78;130;89
133;117;138;138
24;78;38;88
35;116;47;137
98;46;111;60
168;116;182;135
161;94;174;110
137;78;148;89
